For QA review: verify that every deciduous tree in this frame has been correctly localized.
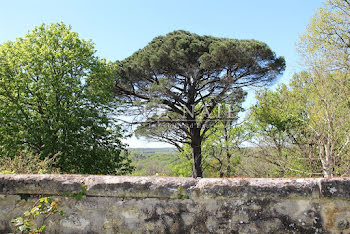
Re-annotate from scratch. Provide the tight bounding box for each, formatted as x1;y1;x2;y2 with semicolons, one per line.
0;23;133;174
298;0;350;71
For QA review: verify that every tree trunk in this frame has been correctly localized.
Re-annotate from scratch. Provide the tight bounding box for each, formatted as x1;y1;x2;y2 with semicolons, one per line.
191;126;203;178
319;145;333;178
226;151;231;177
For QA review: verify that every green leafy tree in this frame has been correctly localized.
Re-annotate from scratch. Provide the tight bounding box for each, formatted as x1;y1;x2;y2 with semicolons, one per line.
292;71;350;177
203;123;248;178
247;0;350;178
248;82;322;177
249;70;350;177
114;30;285;177
297;0;350;176
199;100;248;177
298;0;350;70
0;23;133;174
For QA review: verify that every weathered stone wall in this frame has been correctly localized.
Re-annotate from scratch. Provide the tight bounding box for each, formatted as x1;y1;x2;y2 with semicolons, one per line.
0;175;350;233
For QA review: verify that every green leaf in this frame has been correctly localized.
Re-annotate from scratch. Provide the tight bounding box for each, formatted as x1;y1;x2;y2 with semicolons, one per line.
11;217;24;226
19;224;29;231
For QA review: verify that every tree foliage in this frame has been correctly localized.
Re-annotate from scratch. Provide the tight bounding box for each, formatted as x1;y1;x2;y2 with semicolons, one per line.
249;81;321;177
198;102;248;177
296;0;350;176
299;0;350;70
0;23;133;174
246;0;350;178
249;70;350;177
114;30;285;177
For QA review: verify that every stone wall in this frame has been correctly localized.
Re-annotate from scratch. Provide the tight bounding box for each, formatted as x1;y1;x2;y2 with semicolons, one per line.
0;175;350;233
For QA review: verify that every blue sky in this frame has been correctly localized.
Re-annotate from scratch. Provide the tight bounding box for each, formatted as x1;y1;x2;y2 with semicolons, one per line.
1;0;323;147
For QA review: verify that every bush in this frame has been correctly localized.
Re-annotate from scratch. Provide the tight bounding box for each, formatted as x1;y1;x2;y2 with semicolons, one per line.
0;152;60;174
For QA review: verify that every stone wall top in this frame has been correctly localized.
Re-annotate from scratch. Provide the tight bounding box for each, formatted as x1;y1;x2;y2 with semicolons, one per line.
0;174;349;199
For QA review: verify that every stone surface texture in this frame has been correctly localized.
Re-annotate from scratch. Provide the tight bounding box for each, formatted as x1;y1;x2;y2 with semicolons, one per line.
0;174;350;233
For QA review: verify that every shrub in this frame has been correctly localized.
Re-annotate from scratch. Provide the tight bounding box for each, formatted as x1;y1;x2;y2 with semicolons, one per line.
0;152;60;174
